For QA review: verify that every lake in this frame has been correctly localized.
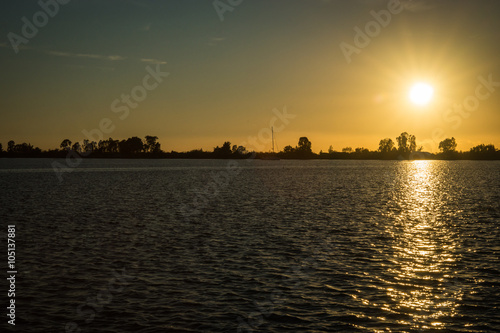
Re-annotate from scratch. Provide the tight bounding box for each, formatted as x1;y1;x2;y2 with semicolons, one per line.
1;158;499;332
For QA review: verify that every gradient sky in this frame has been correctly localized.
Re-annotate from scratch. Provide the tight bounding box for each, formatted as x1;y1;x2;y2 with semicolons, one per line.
1;0;499;153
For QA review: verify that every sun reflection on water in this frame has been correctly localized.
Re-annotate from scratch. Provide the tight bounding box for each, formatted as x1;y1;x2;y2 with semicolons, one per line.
385;160;463;330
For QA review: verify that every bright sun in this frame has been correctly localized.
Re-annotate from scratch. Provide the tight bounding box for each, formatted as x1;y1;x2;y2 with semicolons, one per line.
409;82;434;106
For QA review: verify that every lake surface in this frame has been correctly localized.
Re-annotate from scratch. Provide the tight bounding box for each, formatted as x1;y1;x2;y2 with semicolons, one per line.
1;158;499;332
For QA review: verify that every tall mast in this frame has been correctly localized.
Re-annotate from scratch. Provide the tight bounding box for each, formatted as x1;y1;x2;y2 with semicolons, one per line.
272;127;274;153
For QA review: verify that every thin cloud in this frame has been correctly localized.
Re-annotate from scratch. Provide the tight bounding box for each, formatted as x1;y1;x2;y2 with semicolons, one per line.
207;37;226;46
75;53;103;59
6;45;164;65
105;55;126;61
46;50;72;57
140;58;167;65
46;50;126;61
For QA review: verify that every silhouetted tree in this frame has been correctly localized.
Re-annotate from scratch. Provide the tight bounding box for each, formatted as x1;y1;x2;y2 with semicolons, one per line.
409;135;417;153
119;137;144;154
82;139;90;153
378;138;394;153
469;144;497;159
297;137;312;153
0;143;3;154
72;142;81;153
439;137;457;153
355;147;369;154
283;145;294;153
8;140;15;153
60;139;72;151
279;140;314;158
396;132;416;153
213;141;232;157
145;135;161;153
81;140;97;153
107;138;116;153
222;141;231;154
342;147;352;153
7;142;40;155
102;138;119;153
97;140;106;152
470;144;496;154
328;145;335;154
233;145;247;155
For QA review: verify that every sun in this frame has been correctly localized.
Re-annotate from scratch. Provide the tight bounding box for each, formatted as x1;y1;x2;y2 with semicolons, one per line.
409;82;434;106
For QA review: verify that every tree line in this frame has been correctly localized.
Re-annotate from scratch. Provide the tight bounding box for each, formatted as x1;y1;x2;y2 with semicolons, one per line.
319;133;498;160
0;132;498;160
0;136;162;158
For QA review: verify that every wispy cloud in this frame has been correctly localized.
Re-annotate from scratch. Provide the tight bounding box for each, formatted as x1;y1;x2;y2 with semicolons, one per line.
46;50;168;64
46;50;126;61
3;44;167;65
140;58;167;65
103;55;126;61
207;37;226;46
46;50;71;57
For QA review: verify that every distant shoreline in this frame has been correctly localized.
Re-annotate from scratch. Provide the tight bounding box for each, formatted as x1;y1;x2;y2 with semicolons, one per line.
1;134;499;160
1;152;499;161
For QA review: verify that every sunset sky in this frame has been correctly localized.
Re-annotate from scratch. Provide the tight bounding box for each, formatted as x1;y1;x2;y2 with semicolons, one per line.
1;0;499;153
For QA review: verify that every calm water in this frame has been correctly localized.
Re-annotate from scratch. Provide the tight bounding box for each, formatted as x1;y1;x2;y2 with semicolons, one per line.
1;158;499;332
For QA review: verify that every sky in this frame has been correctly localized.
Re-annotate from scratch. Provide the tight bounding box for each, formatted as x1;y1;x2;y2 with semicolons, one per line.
0;0;499;153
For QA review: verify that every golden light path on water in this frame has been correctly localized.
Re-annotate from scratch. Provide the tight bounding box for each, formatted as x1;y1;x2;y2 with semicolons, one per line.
384;161;464;330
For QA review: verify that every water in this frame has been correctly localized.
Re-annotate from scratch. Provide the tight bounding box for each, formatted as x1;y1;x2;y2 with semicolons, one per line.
1;158;499;332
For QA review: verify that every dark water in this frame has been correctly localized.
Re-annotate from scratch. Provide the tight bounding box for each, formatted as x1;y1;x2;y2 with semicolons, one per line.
1;158;499;332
